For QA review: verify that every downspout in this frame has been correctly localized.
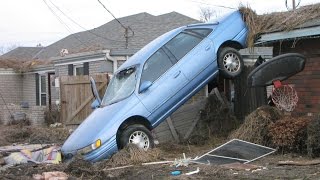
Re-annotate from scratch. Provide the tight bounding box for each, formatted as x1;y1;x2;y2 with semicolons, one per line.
105;51;118;74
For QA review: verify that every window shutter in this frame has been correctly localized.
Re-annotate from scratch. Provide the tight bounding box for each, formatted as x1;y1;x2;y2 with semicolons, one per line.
68;64;74;76
35;73;39;106
83;62;89;75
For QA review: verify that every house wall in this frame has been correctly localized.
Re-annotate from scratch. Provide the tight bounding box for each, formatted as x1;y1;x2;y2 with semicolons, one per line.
273;38;320;116
0;69;23;105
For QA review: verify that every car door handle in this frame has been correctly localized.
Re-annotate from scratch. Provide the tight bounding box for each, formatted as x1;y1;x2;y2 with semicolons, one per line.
205;45;211;51
173;71;181;78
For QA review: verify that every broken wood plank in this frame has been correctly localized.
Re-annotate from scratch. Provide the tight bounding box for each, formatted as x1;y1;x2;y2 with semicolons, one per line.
183;112;201;140
142;160;173;165
277;160;320;166
104;165;133;171
166;117;180;143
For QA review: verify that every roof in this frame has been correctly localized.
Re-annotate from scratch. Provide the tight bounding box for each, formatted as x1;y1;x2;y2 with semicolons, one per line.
36;12;199;59
0;47;44;61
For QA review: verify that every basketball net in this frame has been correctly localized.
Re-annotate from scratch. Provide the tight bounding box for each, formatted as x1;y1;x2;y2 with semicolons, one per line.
271;80;298;112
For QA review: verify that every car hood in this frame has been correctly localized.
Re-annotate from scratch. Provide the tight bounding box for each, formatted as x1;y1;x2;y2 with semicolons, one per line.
61;95;137;153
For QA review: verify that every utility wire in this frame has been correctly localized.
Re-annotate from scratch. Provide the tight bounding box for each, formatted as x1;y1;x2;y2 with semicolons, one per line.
190;0;236;9
97;0;134;37
47;0;124;42
42;0;90;47
97;0;126;29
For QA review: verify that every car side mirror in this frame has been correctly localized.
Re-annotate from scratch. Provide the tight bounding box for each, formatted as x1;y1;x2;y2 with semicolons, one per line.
139;81;152;93
91;99;100;109
90;77;101;107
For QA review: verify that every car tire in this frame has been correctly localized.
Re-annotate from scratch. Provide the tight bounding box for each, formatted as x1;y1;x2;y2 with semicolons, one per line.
119;124;154;150
218;47;244;79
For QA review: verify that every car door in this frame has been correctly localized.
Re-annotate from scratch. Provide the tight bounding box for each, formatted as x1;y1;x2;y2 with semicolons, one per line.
164;28;215;81
137;48;188;118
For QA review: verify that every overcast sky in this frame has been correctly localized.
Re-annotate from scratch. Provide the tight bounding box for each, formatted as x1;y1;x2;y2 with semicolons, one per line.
0;0;318;50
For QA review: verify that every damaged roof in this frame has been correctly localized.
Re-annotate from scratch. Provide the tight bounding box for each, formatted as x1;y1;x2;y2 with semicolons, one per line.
240;3;320;45
0;47;44;61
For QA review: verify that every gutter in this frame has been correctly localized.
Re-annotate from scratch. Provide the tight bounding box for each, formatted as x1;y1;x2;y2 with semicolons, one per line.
105;51;118;73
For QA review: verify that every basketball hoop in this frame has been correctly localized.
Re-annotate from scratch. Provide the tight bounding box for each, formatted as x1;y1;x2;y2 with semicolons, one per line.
271;81;298;112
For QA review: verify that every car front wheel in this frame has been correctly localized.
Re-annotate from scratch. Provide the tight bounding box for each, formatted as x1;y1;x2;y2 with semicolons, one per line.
218;47;244;78
119;124;154;150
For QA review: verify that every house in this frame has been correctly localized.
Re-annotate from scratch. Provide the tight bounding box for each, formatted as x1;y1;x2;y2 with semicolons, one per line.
255;3;320;116
0;12;200;125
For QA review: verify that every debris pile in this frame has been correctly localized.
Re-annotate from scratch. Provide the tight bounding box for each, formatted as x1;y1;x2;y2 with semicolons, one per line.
239;4;320;47
0;58;52;72
307;114;320;157
105;144;161;167
1;125;69;146
189;93;240;145
230;106;320;155
268;116;311;152
229;106;282;146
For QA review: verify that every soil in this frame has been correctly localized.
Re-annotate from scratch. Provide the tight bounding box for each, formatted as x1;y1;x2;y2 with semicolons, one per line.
1;125;320;179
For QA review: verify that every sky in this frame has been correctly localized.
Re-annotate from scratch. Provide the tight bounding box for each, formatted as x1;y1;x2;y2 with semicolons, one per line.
0;0;319;51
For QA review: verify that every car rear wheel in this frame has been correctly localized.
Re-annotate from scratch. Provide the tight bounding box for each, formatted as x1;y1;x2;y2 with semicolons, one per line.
119;124;154;150
218;47;244;78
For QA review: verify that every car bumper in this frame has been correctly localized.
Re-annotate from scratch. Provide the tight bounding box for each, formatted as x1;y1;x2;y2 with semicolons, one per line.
84;135;118;162
62;135;118;162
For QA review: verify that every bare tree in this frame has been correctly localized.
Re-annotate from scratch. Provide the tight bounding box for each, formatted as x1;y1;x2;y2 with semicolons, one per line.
6;44;18;52
199;7;217;22
0;46;5;55
0;44;19;55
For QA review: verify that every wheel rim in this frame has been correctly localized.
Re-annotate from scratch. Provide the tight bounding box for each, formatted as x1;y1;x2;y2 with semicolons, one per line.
223;52;241;73
128;131;150;150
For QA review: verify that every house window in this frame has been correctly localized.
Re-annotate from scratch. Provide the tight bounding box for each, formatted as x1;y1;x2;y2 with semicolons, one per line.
39;75;47;106
74;64;84;76
68;62;89;76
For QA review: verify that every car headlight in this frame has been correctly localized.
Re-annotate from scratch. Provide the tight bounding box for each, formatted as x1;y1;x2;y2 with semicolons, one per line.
79;139;102;155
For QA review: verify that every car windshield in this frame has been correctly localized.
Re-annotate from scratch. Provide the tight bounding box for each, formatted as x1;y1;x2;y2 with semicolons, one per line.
101;67;137;106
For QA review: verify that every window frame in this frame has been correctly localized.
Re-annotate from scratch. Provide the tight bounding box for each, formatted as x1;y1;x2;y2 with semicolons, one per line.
39;74;47;106
73;63;84;76
139;48;175;89
138;28;213;92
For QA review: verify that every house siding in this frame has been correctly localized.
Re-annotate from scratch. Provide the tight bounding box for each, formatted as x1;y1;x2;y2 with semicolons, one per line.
0;70;23;105
55;65;69;77
89;60;113;74
273;38;320;116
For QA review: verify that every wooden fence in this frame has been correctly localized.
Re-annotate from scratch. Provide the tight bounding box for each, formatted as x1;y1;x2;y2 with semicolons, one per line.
60;74;109;125
234;66;267;120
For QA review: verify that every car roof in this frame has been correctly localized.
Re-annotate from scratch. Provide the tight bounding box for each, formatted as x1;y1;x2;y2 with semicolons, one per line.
116;10;241;73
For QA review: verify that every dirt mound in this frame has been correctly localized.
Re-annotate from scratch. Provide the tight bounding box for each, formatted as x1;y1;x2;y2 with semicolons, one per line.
239;3;320;47
229;106;282;146
104;144;161;167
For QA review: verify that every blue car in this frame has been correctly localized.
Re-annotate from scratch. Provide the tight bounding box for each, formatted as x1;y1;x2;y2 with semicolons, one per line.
61;10;248;162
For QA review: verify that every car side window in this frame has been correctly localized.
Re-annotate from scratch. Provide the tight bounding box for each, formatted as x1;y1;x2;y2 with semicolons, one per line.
140;48;173;84
164;28;212;61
